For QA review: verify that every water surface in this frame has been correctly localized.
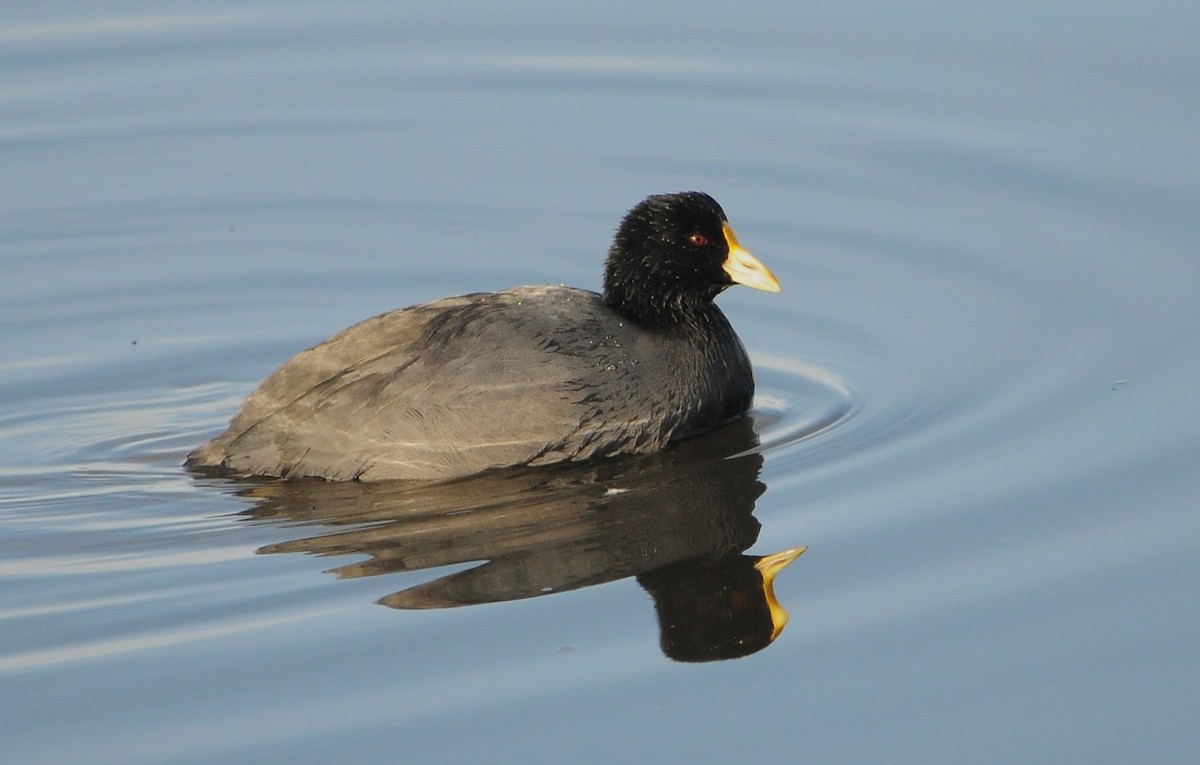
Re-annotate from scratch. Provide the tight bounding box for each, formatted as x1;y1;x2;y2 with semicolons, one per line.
3;2;1199;763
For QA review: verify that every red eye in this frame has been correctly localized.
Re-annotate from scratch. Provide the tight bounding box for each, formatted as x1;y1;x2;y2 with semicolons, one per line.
688;233;708;246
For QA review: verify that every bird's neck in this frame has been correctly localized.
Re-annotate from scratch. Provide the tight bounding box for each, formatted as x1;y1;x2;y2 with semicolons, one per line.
602;258;728;328
602;287;718;330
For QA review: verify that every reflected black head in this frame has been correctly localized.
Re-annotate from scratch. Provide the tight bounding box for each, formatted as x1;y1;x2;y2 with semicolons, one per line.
638;554;780;663
603;191;735;325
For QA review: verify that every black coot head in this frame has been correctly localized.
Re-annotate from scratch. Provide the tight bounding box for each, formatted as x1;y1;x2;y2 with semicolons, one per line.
603;191;780;326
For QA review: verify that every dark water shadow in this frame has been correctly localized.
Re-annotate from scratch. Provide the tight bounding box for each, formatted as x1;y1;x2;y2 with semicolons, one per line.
226;417;805;662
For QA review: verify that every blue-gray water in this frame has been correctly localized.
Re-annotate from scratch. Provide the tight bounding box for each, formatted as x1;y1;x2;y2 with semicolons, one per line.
3;2;1199;763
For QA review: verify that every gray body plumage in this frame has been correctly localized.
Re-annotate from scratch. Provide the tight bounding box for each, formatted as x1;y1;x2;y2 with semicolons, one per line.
187;285;753;480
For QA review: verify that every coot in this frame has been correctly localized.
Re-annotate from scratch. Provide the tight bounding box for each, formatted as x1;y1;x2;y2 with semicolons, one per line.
186;191;780;480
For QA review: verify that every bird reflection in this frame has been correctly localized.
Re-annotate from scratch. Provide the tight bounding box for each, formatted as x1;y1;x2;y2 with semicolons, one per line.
231;417;805;662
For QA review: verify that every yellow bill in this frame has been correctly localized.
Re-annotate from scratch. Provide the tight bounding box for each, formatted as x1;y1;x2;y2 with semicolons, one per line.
722;222;781;293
